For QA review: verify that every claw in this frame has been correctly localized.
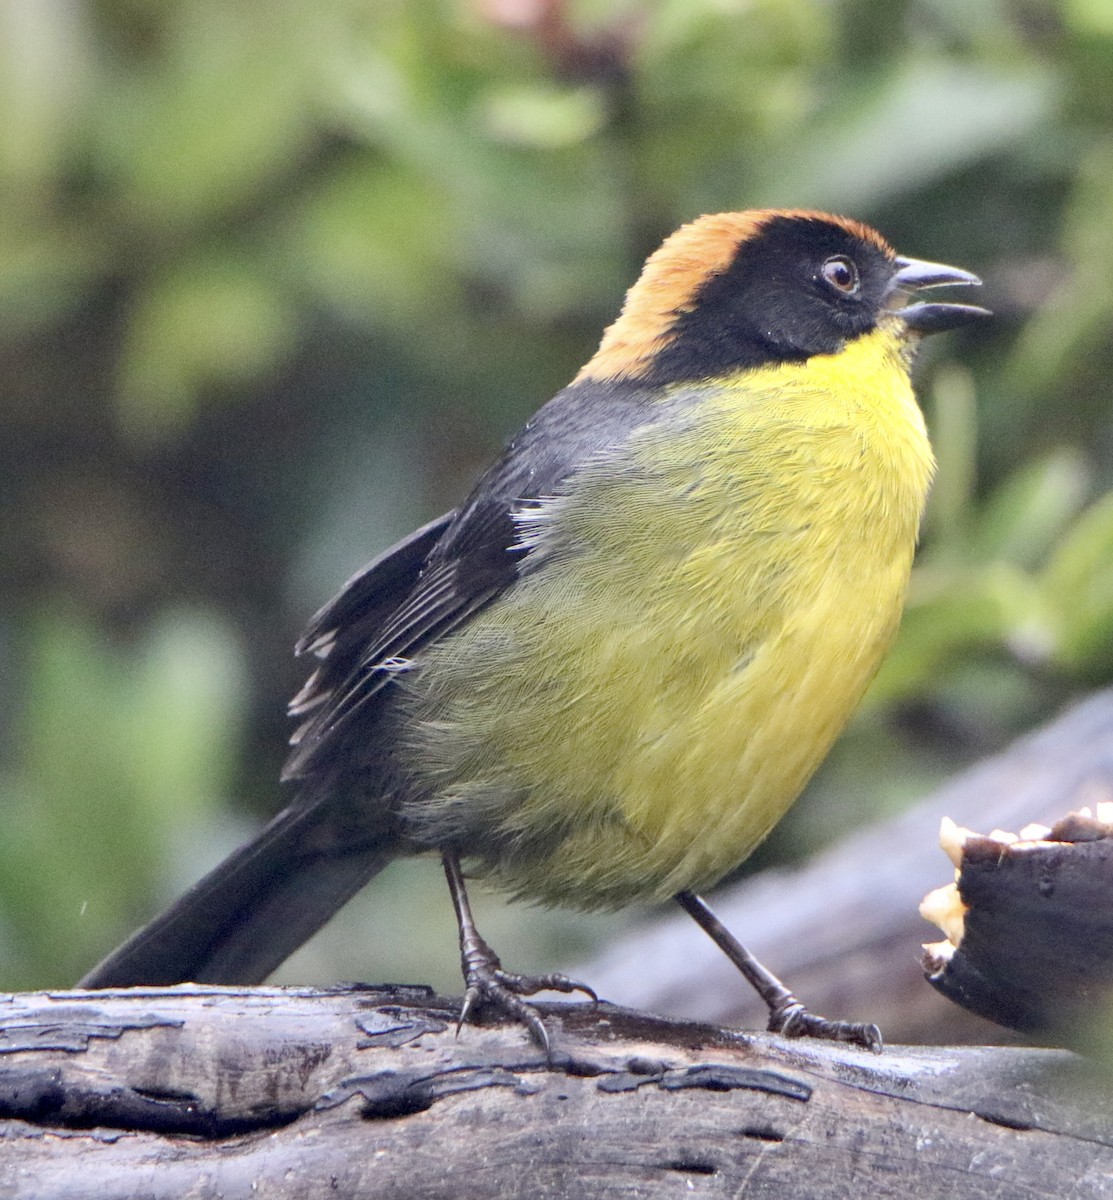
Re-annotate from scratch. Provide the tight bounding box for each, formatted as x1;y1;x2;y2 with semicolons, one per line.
456;985;480;1036
768;999;883;1052
494;968;597;1004
459;955;593;1057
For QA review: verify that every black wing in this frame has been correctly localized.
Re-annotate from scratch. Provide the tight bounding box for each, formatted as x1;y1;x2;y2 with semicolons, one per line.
282;377;659;781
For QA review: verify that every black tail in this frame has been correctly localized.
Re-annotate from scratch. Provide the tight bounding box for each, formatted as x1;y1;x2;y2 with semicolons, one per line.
79;794;398;988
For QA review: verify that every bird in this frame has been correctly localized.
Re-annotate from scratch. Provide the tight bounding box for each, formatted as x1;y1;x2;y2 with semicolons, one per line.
80;209;989;1053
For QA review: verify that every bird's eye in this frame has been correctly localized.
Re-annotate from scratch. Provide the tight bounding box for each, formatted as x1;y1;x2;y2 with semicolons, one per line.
821;256;860;296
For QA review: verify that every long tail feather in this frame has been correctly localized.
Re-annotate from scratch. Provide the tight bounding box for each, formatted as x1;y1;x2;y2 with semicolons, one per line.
79;795;398;988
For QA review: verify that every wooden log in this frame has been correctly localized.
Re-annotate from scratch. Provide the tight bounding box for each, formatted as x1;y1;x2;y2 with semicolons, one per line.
1;985;1111;1198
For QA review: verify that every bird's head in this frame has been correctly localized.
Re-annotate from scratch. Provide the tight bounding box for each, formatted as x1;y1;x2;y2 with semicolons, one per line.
578;210;989;385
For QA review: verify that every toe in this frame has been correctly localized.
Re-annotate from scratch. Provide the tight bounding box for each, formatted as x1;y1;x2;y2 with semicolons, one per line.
494;969;598;1003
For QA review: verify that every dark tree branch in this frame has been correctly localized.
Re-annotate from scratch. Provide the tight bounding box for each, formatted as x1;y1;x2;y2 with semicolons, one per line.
1;984;1111;1198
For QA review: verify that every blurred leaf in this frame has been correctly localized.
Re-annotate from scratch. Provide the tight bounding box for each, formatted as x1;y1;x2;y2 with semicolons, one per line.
1042;490;1113;678
0;215;103;332
480;82;607;148
91;3;315;229
118;253;295;440
760;58;1056;211
0;608;246;986
0;0;91;187
128;608;249;831
969;447;1090;568
281;161;457;327
1065;0;1113;39
1004;142;1113;409
922;365;978;556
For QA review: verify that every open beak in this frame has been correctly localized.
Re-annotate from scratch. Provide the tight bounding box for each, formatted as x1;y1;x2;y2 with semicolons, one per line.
889;254;992;334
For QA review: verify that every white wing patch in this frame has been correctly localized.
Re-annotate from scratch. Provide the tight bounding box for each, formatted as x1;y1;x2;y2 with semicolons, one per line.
511;495;569;556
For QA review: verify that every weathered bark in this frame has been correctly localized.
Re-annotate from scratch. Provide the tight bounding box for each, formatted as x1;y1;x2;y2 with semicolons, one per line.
2;985;1111;1199
580;689;1113;1045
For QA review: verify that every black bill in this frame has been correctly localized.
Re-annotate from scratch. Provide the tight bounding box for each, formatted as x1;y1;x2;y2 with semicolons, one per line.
889;254;992;334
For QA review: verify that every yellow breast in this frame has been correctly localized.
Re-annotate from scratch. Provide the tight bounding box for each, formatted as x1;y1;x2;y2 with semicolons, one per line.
402;323;934;909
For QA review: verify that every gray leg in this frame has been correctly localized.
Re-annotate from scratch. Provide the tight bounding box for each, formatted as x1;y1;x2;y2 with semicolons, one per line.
675;890;882;1051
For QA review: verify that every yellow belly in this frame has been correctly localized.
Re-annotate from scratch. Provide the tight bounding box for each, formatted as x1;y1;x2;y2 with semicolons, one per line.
399;326;934;908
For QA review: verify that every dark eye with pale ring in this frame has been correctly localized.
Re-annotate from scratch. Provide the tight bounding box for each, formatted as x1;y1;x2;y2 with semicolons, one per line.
821;255;860;296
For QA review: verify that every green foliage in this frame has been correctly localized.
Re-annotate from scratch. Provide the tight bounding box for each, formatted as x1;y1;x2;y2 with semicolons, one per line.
119;254;297;438
3;0;1113;987
0;610;246;986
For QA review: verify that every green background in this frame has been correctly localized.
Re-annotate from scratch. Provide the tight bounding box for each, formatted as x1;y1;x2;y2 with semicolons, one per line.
3;0;1113;996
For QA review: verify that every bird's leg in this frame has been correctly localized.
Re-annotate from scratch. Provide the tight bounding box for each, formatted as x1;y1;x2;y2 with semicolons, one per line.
442;850;597;1054
674;890;882;1052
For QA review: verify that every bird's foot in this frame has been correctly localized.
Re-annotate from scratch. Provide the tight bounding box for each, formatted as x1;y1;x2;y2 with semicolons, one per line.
458;937;597;1056
767;997;882;1052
